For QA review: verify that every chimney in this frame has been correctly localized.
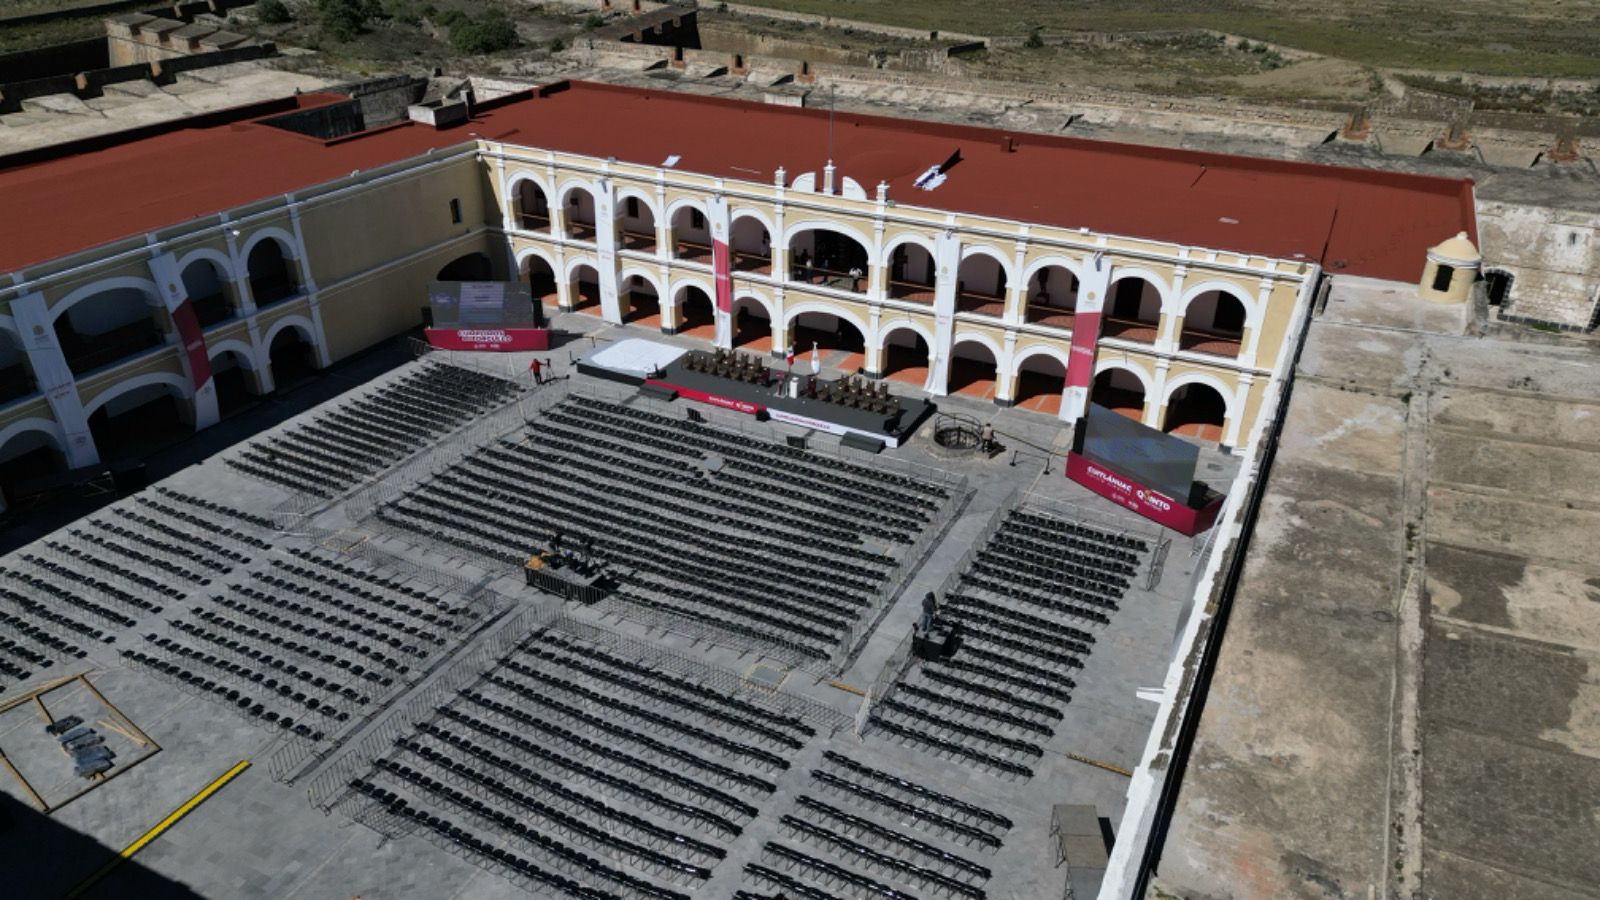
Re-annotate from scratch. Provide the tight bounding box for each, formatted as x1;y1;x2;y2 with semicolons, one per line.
774;166;786;187
822;160;836;195
876;181;889;202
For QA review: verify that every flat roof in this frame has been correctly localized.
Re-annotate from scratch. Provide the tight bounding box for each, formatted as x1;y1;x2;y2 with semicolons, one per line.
0;80;1475;281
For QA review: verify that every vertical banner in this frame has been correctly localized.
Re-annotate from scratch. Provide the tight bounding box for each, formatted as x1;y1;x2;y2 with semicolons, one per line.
1064;310;1102;390
594;178;621;323
169;301;214;391
11;292;98;468
707;195;733;347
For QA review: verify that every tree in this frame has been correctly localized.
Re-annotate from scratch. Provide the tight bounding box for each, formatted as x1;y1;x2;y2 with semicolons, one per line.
257;0;291;24
318;0;369;40
450;10;517;54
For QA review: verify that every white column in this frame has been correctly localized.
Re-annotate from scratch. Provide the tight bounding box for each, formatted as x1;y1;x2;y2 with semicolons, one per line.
11;292;99;469
770;288;788;357
1158;266;1187;352
707;193;733;348
149;252;218;430
1224;372;1252;450
594;177;622;324
1005;235;1028;326
1242;279;1272;367
927;230;960;394
1145;358;1171;429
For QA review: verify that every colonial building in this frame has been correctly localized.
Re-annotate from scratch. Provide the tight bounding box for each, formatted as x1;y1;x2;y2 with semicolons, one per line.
0;79;1476;498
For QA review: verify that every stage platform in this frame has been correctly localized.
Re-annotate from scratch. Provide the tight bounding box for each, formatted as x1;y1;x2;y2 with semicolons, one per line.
575;338;689;386
649;356;935;450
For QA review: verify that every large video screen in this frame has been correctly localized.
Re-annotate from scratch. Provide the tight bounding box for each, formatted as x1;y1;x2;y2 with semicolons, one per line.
428;281;538;328
1081;402;1200;501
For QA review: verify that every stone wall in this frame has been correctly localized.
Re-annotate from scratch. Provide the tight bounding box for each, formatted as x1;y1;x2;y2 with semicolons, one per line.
1477;200;1600;330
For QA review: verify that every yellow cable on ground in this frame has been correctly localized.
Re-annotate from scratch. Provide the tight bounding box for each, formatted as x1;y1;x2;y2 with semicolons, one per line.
828;681;867;697
1066;752;1133;777
65;759;251;899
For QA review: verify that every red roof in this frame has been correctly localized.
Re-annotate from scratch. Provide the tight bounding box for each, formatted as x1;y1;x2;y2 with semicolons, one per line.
0;80;1475;281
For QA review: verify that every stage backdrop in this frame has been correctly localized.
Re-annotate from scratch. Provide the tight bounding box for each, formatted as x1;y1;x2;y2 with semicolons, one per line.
1081;402;1199;501
425;280;549;351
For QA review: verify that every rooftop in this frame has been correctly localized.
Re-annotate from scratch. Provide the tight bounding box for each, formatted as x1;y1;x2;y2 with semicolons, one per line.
0;80;1474;280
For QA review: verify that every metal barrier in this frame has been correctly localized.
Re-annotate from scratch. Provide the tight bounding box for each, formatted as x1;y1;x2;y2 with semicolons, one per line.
548;612;852;736
856;626;917;739
304;603;558;813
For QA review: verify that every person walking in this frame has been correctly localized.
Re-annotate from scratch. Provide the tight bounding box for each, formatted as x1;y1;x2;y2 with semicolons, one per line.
528;357;544;385
980;421;995;454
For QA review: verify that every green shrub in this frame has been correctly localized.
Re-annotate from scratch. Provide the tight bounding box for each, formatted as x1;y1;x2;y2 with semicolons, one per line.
257;0;291;23
1023;27;1043;49
450;11;518;54
317;0;369;40
434;7;466;27
583;13;603;29
548;37;566;52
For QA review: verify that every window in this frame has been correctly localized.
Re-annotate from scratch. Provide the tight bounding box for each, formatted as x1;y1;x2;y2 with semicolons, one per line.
449;198;462;224
1485;270;1513;307
626;197;639;219
1432;264;1454;292
691;209;705;230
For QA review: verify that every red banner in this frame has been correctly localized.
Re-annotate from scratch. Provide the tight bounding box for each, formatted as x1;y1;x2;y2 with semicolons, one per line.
712;238;733;314
425;327;550;352
1065;452;1224;536
653;381;763;414
169;300;212;390
1065;309;1101;390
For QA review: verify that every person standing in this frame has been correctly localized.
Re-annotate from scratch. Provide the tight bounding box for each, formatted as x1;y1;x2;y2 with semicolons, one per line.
529;357;544;385
980;421;995;454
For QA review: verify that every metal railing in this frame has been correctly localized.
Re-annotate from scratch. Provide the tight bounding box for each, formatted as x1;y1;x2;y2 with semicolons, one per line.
304;603;558;813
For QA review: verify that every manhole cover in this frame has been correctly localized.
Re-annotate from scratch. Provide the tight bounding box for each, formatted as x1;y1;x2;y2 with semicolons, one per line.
747;663;787;691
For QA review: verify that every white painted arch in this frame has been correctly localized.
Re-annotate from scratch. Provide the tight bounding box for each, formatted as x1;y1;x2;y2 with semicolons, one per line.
555;177;599;209
1021;253;1087;287
238;226;300;264
514;244;559;275
617;265;666;298
957;243;1017;282
175;247;237;283
728;206;776;236
504;168;554;204
82;370;192;417
1011;343;1072;373
668;275;715;303
876;231;938;268
949;329;1005;362
1093;358;1155;395
783;300;870;340
1160;370;1238;419
48;275;160;325
613;185;662;223
665;196;710;223
731;292;776;322
261;314;319;355
1177;278;1260;326
1106;265;1174;311
875;316;936;351
0;417;66;458
207;338;259;370
562;255;602;282
782;218;874;254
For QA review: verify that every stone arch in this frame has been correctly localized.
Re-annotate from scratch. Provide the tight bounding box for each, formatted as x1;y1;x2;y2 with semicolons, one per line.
517;247;559;306
175;247;236;284
673;280;717;336
730;293;773;351
614;186;659;253
557;179;599;240
82;370;191;418
1012;343;1072;373
1092;361;1150;420
877;231;937;268
206;338;258;370
877;318;934;383
1021;254;1087;287
668;198;713;262
245;234;300;306
261;315;319;357
0;320;28;403
730;290;775;322
238;226;299;265
783;300;870;339
506;170;554;230
948;333;1001;399
1161;371;1236;440
958;243;1016;282
1093;358;1154;395
0;418;66;459
782;217;873;253
48;275;160;325
562;254;601;282
1179;279;1258;324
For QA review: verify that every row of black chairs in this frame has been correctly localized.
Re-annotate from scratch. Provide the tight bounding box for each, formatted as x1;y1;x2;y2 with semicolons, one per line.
153;486;278;530
144;634;353;721
18;554;161;615
400;727;727;861
811;768;1006;848
1010;509;1147;553
782;814;986;899
229;362;521;498
121;648;326;741
532;414;925;544
347;780;623;900
795;795;992;880
0;585;116;645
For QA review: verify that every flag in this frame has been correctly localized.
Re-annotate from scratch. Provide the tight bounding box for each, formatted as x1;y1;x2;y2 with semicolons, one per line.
810;341;821;375
785;345;795;366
